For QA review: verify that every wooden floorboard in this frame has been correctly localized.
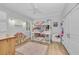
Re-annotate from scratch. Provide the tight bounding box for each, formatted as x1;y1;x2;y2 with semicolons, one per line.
16;40;69;55
48;42;69;55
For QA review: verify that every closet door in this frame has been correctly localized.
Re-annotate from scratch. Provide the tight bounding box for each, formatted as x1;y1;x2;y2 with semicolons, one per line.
62;5;79;55
69;6;79;55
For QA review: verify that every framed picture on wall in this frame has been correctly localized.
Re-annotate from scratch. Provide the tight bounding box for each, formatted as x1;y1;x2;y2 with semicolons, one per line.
53;22;58;27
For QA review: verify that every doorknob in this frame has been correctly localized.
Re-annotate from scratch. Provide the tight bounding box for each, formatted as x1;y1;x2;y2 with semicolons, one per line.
67;33;70;38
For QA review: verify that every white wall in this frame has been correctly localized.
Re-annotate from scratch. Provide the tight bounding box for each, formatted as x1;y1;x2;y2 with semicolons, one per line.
0;4;63;39
50;18;62;42
62;4;79;54
61;3;76;19
0;11;8;36
0;6;31;37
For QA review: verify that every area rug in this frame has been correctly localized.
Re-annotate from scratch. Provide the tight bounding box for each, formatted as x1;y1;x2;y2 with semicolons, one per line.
16;42;48;55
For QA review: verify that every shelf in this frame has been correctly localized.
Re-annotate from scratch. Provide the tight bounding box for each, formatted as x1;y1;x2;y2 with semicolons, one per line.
31;20;51;43
41;31;50;34
34;24;50;26
32;31;50;35
32;37;49;43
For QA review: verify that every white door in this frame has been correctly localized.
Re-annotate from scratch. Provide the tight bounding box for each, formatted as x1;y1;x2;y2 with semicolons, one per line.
69;6;79;54
63;5;79;55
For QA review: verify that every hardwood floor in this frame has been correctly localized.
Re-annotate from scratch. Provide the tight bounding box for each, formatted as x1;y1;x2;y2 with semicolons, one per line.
16;40;69;55
48;42;69;55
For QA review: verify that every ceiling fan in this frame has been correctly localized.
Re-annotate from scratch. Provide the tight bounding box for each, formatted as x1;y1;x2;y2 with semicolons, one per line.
28;3;43;14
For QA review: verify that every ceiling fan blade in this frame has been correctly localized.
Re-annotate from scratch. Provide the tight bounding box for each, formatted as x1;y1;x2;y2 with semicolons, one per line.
30;3;43;14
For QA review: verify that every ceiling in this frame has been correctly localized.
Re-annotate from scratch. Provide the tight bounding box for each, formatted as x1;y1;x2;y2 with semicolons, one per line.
0;3;67;20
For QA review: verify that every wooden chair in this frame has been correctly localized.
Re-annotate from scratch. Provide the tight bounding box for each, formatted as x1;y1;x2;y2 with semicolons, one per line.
15;32;26;45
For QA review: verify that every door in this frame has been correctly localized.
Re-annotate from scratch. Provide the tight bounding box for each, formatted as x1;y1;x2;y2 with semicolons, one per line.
63;5;79;55
69;6;79;54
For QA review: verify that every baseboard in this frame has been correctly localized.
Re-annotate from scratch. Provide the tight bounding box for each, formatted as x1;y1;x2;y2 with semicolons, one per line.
62;43;70;55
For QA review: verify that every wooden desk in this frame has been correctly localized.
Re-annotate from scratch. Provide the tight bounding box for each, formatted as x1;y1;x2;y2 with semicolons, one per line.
0;36;16;55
